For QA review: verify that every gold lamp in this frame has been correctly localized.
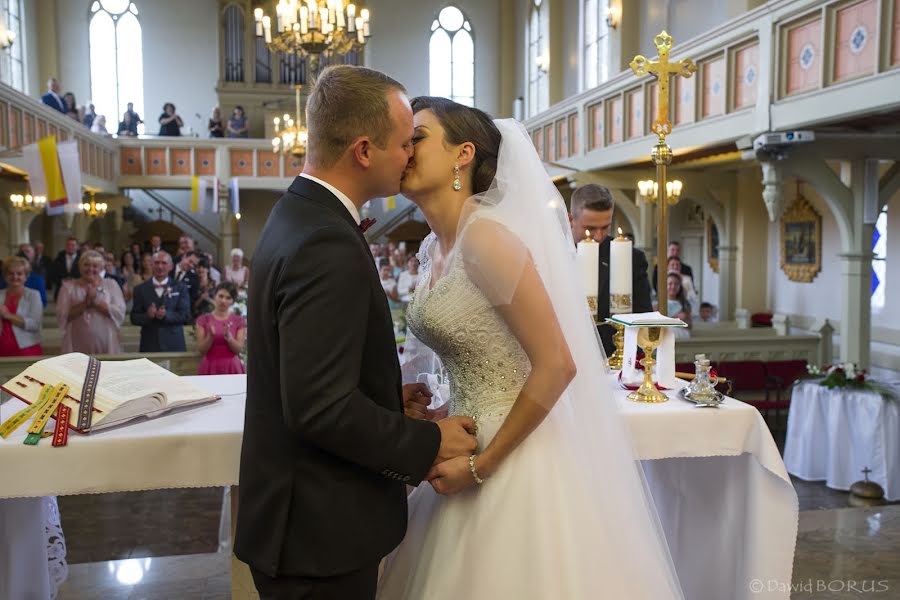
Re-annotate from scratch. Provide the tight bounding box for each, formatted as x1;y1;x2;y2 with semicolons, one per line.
80;193;108;218
253;0;371;73
272;85;308;157
9;193;46;212
637;179;682;204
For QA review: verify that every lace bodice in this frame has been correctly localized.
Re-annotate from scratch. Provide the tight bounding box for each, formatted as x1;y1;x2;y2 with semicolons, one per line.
406;242;531;421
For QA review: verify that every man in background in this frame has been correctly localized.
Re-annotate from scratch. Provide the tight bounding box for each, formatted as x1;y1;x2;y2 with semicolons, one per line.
568;183;653;355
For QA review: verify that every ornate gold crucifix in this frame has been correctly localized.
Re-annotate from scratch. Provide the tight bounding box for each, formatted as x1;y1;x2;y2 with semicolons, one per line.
630;31;696;315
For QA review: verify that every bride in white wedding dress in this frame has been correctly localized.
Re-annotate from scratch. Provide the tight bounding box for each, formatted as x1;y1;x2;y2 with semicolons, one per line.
376;98;685;600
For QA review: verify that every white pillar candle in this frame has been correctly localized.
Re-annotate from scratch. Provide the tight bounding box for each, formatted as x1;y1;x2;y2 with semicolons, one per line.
610;228;632;313
577;230;599;299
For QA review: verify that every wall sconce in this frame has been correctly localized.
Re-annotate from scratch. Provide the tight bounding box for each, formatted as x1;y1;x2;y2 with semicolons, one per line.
534;52;550;73
606;4;621;30
80;193;108;218
0;23;15;49
9;193;46;212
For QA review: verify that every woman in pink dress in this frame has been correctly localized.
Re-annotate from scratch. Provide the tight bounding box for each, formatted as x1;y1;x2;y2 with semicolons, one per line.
196;281;246;375
56;250;126;354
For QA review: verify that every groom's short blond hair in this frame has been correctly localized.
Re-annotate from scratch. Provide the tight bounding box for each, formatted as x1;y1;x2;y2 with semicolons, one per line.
305;65;406;168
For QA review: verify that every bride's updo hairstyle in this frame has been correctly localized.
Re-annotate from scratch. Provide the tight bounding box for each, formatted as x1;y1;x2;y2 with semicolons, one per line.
410;96;501;195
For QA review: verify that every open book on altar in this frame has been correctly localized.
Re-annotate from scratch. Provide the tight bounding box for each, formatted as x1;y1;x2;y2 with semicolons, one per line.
0;353;220;433
609;311;689;327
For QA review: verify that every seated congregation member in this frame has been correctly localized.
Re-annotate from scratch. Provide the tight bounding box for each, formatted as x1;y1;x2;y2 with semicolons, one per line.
56;251;126;354
131;251;191;352
397;255;420;303
699;302;718;323
196;282;246;375
666;272;692;328
0;257;43;357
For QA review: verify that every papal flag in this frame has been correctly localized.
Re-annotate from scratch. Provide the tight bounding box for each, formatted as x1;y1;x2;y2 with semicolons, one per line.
384;195;396;211
22;137;82;216
229;177;240;216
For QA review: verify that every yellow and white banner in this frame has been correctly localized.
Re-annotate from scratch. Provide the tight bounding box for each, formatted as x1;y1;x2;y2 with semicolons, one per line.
190;176;219;213
21;137;82;216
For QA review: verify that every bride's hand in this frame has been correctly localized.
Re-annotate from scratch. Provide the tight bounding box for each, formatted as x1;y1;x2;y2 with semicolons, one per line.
427;456;476;495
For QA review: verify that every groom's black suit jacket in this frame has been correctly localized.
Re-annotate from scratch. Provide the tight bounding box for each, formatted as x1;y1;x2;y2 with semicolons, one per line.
234;176;441;579
595;237;653;355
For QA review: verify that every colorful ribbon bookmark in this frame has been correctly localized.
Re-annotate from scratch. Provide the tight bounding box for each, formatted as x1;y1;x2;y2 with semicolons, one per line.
0;384;54;439
24;383;69;445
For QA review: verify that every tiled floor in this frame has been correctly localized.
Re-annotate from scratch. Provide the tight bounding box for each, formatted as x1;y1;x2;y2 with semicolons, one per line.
51;479;900;599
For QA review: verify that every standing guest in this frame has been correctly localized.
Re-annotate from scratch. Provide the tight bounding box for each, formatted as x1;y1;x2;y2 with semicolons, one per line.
120;251;141;311
63;92;79;121
130;251;191;352
123;102;142;134
568;183;652;355
139;252;153;281
193;257;216;316
83;103;97;129
117;112;138;137
33;241;52;281
158;102;183;136
90;115;111;136
656;256;699;315
379;259;401;309
40;78;66;113
206;252;222;284
0;257;43;356
3;244;48;307
224;248;249;289
130;242;143;266
173;250;201;309
227;106;249;138
148;235;163;255
173;235;195;266
52;237;80;301
196;281;247;375
397;256;420;303
56;251;126;354
209;107;225;138
653;240;695;285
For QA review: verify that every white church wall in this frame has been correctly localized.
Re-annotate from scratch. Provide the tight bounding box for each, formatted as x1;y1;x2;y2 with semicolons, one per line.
53;0;219;136
366;0;502;116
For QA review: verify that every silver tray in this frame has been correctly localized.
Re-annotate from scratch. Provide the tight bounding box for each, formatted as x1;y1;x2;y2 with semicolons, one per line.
679;387;725;408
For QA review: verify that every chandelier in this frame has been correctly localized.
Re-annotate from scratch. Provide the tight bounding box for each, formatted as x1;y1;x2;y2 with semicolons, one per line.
9;193;46;212
272;84;309;157
254;0;371;72
80;193;108;218
637;179;683;204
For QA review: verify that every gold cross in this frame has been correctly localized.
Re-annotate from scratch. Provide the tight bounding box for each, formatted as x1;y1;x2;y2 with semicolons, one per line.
630;31;697;140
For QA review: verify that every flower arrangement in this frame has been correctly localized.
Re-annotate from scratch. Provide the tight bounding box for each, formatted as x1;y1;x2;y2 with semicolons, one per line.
803;363;896;401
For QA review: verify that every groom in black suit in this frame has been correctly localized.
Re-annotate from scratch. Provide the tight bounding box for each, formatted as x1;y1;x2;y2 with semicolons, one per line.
568;184;653;355
130;251;191;351
235;66;477;600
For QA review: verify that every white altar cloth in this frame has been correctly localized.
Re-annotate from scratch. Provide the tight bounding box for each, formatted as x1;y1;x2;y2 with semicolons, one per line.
1;374;797;600
783;381;900;501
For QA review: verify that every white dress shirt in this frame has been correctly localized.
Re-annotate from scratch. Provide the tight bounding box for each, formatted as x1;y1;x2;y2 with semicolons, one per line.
300;173;361;225
152;277;169;298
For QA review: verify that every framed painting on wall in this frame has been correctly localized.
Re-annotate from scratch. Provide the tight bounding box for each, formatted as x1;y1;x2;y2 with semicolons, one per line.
780;190;822;282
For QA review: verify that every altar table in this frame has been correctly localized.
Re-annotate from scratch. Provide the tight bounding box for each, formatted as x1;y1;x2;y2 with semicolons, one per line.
784;381;900;501
1;374;797;600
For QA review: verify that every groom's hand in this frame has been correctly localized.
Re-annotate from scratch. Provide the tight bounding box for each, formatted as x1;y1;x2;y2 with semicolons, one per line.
427;456;475;495
434;417;477;463
402;383;433;420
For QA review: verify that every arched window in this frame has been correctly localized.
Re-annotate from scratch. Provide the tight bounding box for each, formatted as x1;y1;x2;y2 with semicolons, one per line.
429;6;474;106
224;4;244;82
89;0;143;132
0;0;25;92
872;205;887;310
583;0;610;90
527;0;549;117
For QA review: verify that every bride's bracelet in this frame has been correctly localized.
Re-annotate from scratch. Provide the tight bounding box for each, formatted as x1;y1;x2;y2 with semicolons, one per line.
468;454;485;485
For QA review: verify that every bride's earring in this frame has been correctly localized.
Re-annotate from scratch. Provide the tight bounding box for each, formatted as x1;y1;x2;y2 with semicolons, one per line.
452;165;462;191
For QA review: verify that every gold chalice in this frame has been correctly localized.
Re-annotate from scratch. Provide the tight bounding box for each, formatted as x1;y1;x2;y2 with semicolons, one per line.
627;326;668;403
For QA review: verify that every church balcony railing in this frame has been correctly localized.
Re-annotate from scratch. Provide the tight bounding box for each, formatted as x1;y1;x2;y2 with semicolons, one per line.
526;0;900;174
